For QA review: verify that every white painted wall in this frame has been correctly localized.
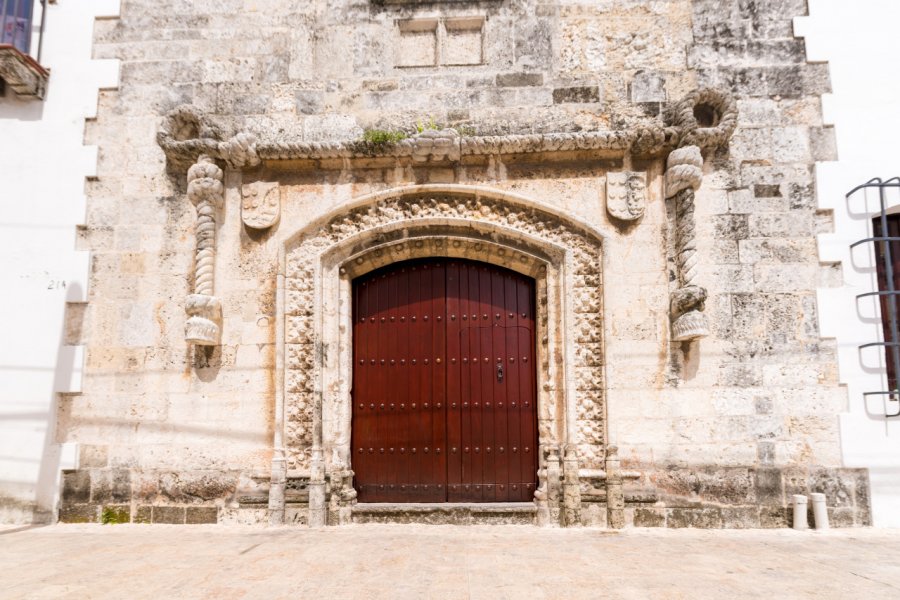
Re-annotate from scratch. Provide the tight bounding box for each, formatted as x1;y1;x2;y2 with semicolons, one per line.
799;1;900;527
0;0;119;523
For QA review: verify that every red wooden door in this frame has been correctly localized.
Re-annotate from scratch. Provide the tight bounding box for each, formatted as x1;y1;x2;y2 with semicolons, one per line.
352;258;537;503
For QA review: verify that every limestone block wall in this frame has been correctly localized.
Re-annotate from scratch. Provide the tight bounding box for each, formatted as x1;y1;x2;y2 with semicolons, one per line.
0;0;120;524
56;0;869;527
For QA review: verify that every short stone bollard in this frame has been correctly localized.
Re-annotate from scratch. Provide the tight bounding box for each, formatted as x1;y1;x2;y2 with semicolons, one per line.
792;494;809;530
811;493;829;530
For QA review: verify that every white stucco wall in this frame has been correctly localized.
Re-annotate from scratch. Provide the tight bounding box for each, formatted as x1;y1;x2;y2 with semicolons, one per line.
0;0;119;523
799;1;900;527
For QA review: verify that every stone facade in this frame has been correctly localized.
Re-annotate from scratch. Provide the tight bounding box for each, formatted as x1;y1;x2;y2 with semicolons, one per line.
57;0;870;527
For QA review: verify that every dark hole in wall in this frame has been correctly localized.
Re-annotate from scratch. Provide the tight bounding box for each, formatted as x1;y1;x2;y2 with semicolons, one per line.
693;103;719;128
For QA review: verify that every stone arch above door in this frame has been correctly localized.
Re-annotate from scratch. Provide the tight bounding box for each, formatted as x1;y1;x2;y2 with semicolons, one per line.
280;186;606;521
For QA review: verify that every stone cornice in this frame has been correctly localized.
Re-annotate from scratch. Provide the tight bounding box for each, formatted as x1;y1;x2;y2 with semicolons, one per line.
157;88;737;170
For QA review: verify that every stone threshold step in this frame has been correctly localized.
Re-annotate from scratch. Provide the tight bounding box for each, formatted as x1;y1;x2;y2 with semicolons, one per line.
351;502;537;525
353;502;536;513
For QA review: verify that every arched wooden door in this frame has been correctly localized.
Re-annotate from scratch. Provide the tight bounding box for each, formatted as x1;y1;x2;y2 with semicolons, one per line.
351;258;538;503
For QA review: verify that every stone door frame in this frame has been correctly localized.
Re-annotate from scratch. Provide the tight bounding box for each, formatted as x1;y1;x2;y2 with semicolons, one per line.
276;185;607;526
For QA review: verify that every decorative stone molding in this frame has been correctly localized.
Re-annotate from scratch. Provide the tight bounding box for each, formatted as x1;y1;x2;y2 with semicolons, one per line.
157;105;259;170
156;89;736;168
241;181;280;230
606;171;647;222
411;128;461;162
185;155;224;346
281;186;608;525
664;87;738;149
285;194;606;467
666;145;709;342
0;45;49;99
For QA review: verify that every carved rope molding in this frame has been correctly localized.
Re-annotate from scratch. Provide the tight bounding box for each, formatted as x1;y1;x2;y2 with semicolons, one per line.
666;146;708;341
156;89;735;167
185;155;225;346
663;88;738;342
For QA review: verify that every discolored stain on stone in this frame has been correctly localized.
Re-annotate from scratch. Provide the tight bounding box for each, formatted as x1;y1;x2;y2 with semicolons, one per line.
633;508;666;527
91;470;132;504
134;506;152;524
809;468;854;508
186;506;219;524
552;86;600;104
759;506;790;529
61;470;90;505
496;72;543;87
754;468;784;505
720;506;759;529
667;507;724;529
59;504;99;524
153;506;186;524
754;184;781;198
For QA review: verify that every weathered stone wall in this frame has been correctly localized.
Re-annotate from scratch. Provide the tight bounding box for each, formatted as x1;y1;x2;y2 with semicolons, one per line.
57;0;869;527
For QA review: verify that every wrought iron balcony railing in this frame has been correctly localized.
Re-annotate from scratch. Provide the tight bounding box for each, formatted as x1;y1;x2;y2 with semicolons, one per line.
0;0;49;99
849;177;900;417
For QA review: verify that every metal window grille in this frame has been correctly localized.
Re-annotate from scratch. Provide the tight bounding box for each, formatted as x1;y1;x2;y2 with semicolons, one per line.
849;177;900;417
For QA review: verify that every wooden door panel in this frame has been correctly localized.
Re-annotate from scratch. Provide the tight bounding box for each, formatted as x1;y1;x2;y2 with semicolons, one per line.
352;258;537;503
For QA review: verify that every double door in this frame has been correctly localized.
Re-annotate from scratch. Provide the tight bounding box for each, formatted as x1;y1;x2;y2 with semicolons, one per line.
351;258;538;502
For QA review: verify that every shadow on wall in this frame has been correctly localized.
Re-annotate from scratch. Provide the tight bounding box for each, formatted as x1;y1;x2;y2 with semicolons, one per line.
0;93;46;122
0;282;81;524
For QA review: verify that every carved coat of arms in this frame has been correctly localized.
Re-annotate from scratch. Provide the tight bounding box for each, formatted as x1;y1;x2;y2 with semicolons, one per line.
241;181;280;230
606;171;647;222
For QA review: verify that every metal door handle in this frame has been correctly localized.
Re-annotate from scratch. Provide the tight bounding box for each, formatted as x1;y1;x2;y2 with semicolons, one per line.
497;363;503;383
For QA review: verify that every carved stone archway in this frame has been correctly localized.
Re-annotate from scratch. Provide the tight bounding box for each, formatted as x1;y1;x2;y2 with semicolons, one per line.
272;185;607;527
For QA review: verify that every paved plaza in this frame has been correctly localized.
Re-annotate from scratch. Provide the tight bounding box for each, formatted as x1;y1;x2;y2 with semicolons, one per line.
2;524;900;599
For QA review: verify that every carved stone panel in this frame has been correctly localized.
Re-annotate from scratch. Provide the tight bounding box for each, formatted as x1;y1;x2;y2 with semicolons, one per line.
606;172;647;222
241;182;280;230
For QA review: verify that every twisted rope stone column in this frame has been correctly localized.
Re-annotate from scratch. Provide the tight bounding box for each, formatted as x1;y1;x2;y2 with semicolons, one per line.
185;155;224;346
666;145;709;341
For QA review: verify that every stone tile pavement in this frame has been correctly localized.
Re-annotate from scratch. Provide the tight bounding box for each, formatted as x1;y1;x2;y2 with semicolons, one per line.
2;524;900;599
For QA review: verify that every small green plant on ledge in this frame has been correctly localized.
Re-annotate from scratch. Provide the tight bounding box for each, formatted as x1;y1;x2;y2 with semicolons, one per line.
362;129;408;144
415;116;440;133
101;506;130;524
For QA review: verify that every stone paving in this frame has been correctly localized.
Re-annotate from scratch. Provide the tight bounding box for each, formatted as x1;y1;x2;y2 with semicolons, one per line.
2;524;900;599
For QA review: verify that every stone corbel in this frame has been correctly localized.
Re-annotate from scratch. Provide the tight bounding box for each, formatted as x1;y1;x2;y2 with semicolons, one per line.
185;155;224;346
663;89;738;342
